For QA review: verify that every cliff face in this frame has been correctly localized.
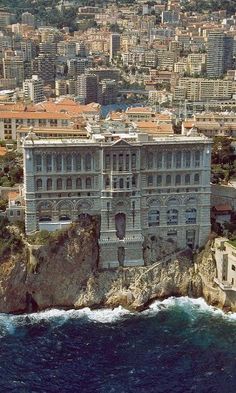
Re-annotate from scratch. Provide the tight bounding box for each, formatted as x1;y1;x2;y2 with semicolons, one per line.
0;221;231;314
0;221;99;313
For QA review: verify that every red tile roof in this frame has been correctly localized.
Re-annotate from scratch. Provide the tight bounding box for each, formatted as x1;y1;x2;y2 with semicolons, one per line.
213;204;232;212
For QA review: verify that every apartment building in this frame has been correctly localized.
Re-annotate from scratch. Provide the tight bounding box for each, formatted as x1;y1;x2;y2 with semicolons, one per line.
176;78;233;101
23;75;44;104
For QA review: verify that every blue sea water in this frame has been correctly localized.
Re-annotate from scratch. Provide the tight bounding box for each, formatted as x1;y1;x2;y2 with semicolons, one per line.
1;297;236;393
101;102;146;117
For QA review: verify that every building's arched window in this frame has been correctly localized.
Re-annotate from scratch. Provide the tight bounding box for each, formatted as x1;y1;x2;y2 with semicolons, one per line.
147;175;153;186
167;209;178;225
75;154;81;171
194;150;200;167
186;208;197;224
65;155;72;171
113;178;117;189
186;197;196;205
175;174;181;185
175;151;182;168
56;154;62;171
119;178;124;189
46;178;52;190
85;153;91;171
76;177;82;189
126;178;130;188
166;174;171;186
157;175;162;186
185;174;190;185
66;178;72;189
168;197;178;206
57;178;62;190
131;153;136;169
147;152;154;169
148;210;160;227
194;173;200;184
36;178;42;190
86;177;91;189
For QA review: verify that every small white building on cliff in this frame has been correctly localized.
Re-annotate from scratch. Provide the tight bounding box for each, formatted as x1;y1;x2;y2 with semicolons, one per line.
214;238;236;291
23;125;212;268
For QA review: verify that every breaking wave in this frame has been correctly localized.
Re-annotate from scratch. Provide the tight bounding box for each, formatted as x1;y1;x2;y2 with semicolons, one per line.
0;297;235;335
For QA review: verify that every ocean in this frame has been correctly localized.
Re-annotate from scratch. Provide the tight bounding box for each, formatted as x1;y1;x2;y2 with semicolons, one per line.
1;297;236;393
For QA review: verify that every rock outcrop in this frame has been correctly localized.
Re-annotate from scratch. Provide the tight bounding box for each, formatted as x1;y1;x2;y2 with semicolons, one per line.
0;220;233;314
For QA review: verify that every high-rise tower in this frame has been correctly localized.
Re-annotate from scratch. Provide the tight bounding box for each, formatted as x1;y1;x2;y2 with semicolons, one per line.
207;32;233;78
110;34;120;62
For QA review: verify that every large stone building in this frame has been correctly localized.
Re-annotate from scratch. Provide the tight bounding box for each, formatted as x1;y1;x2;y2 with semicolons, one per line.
23;127;212;268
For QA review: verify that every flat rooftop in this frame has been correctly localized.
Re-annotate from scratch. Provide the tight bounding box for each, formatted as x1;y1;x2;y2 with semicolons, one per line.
23;133;211;148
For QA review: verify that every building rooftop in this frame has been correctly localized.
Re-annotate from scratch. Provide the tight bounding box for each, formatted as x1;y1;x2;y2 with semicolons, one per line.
126;106;154;114
213;204;232;212
0;146;7;156
23;132;211;148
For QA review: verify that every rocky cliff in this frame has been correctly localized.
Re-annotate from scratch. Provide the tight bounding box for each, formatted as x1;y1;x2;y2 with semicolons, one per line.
0;220;233;314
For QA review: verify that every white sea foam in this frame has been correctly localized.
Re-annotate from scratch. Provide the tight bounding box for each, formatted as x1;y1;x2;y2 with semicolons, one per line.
147;296;230;320
3;305;132;327
0;314;16;335
73;306;131;323
0;297;236;334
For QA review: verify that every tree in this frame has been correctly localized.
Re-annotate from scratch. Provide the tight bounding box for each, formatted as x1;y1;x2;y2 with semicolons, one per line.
0;199;8;211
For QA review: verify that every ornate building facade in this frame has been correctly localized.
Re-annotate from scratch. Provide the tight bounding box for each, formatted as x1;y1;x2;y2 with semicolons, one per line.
23;129;212;268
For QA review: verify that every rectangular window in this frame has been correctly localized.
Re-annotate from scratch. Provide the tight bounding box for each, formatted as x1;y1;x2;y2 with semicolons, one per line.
131;153;136;170
166;152;172;169
125;154;129;171
184;151;191;168
46;154;52;172
113;155;117;171
56;155;62;172
39;119;47;127
75;154;81;171
194;151;200;167
66;155;72;172
118;154;123;171
157;153;162;169
105;154;110;170
175;151;182;168
157;175;162;186
147;175;153;186
147;153;154;169
166;175;171;186
35;154;42;172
